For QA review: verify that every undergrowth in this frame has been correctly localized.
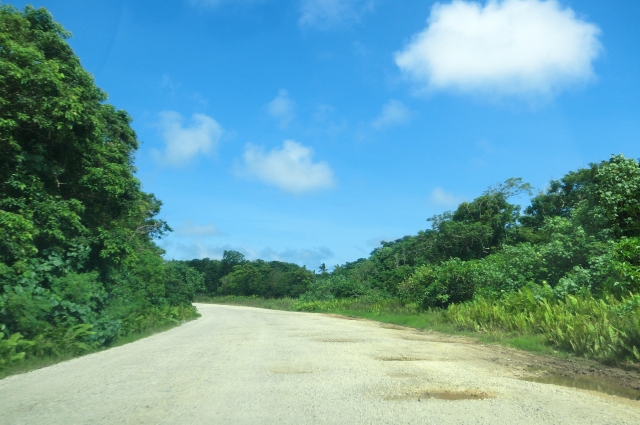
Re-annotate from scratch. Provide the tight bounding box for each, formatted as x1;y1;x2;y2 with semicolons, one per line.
0;304;200;379
292;289;640;364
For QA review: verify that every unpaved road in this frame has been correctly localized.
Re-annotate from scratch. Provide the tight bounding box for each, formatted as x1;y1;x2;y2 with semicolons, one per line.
1;304;639;424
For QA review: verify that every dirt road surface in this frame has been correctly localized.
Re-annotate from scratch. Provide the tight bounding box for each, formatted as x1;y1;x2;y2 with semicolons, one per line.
1;304;639;424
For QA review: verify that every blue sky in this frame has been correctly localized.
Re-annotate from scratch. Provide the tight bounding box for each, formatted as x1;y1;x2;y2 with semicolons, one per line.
9;0;640;269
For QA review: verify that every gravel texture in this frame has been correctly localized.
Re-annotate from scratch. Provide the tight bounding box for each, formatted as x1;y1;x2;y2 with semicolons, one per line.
1;303;639;424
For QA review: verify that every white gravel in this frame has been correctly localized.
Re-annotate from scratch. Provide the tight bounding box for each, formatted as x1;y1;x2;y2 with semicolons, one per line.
1;303;638;424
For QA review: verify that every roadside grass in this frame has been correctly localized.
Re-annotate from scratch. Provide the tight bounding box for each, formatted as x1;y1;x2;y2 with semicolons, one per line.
0;308;200;380
196;296;557;356
314;309;556;355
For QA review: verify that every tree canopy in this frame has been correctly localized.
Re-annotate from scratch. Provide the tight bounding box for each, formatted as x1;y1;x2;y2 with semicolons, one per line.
0;5;198;365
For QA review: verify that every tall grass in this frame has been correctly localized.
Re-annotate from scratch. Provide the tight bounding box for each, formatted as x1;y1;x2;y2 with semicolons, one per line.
293;290;640;364
442;290;640;363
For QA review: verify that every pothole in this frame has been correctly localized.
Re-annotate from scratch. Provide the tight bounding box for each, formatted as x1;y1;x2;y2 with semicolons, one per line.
377;356;427;362
385;388;492;401
521;375;640;400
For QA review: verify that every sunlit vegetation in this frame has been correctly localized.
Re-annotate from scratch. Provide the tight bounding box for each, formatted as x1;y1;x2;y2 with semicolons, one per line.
0;6;201;375
292;155;640;364
198;155;640;365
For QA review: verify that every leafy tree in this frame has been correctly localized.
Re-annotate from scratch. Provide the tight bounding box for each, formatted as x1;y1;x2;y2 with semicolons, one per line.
216;260;312;298
164;262;205;306
522;155;640;240
429;178;532;260
0;5;196;364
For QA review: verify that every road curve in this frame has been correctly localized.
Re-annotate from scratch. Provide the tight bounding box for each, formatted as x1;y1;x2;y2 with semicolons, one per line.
1;304;638;424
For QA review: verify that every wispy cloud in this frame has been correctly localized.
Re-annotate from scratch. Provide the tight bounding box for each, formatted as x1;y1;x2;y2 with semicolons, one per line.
240;140;335;194
266;89;296;128
174;220;221;237
371;100;411;129
154;111;223;167
271;246;334;266
189;0;265;10
429;187;464;208
299;0;376;28
170;241;333;267
395;0;602;97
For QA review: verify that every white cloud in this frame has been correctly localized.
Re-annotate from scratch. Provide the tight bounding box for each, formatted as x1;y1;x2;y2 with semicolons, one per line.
240;140;335;194
371;100;411;129
395;0;602;97
174;220;221;237
430;187;464;207
154;111;223;167
299;0;376;28
266;89;296;128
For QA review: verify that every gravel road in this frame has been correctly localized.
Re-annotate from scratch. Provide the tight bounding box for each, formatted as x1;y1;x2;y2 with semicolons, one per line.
1;303;639;424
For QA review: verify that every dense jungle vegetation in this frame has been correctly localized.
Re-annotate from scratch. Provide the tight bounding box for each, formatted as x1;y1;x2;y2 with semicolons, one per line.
0;6;202;373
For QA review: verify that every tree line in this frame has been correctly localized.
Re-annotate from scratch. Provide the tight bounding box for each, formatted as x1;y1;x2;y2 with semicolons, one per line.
307;156;640;307
0;5;201;368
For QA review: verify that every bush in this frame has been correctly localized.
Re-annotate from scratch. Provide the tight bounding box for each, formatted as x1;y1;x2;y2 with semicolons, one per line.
164;262;205;306
300;275;390;302
400;258;476;308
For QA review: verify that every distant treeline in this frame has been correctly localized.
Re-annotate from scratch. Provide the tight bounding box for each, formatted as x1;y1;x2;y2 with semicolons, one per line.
183;251;313;299
185;154;640;311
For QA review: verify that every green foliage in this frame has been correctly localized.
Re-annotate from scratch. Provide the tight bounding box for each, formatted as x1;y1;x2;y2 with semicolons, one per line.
163;261;205;306
598;237;640;297
429;178;532;260
399;258;476;308
217;260;313;298
185;250;247;293
0;6;203;373
442;288;640;363
300;274;390;302
0;330;33;370
522;155;640;241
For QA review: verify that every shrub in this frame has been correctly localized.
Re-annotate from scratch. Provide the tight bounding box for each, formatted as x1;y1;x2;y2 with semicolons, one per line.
400;258;476;308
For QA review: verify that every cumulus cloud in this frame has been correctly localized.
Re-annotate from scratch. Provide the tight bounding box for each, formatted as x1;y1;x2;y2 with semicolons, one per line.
240;140;335;194
395;0;602;97
371;100;412;129
299;0;376;28
430;187;464;207
267;89;296;128
154;111;223;167
174;220;221;237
